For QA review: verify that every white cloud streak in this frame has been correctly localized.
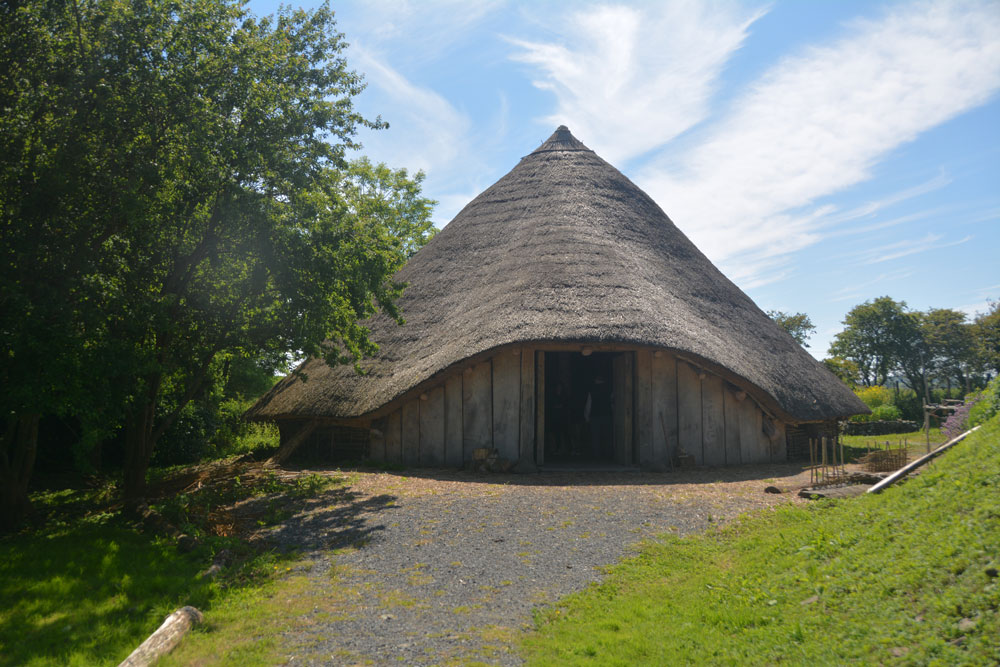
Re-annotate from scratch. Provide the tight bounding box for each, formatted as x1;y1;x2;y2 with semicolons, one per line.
856;232;973;264
509;1;765;164
636;0;1000;284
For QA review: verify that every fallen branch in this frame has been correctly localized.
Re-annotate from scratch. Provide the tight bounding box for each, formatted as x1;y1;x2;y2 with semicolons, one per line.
867;426;981;494
118;606;203;667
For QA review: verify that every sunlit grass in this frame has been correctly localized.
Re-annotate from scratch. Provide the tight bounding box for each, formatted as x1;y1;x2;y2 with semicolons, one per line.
522;417;1000;664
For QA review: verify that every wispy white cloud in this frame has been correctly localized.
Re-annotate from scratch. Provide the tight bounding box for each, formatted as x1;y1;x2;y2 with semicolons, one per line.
636;0;1000;284
342;0;506;63
830;268;915;302
352;46;472;176
858;232;973;264
509;1;766;164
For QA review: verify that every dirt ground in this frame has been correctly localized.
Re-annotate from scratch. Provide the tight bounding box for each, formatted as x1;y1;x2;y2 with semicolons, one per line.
241;462;822;665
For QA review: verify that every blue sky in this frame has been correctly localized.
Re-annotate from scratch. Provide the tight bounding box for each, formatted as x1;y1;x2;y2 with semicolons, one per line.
252;0;1000;359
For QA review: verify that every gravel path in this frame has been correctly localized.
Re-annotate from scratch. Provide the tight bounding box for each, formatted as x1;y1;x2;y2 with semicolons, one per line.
253;466;808;665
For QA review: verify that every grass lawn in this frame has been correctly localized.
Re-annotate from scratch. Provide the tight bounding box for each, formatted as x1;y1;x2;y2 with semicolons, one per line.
522;418;1000;665
840;427;945;463
0;466;341;666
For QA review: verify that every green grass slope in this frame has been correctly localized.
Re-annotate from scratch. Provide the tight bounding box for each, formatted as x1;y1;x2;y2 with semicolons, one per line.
523;417;1000;665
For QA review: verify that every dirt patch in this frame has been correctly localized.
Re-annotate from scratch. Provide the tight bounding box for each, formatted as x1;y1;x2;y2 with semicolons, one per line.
247;463;810;665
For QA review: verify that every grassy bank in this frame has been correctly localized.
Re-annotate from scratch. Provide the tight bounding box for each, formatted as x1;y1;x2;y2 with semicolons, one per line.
522;418;999;664
0;465;342;666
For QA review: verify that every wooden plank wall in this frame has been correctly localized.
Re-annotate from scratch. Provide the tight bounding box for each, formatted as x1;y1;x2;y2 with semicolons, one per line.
444;375;463;467
358;346;786;469
462;360;492;459
635;350;653;467
702;374;726;466
385;409;402;464
651;353;677;466
612;352;634;465
492;349;521;461
369;418;386;462
519;346;535;466
401;399;419;466
536;351;545;466
723;389;742;465
677;361;703;464
419;386;445;465
740;396;767;463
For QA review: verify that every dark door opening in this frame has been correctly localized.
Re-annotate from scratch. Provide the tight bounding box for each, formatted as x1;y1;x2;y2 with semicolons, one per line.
544;351;616;463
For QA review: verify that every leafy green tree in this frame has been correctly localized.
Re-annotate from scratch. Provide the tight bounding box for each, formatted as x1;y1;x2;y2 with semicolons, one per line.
1;0;435;521
922;308;981;392
822;356;861;388
766;310;816;347
828;297;925;393
973;300;1000;374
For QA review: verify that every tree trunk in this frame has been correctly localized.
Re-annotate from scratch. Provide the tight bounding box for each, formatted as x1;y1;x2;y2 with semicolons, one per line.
1;414;40;532
123;395;157;506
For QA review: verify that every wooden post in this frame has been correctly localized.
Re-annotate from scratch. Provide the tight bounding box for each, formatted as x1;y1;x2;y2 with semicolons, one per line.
536;351;545;466
118;606;203;667
267;421;317;465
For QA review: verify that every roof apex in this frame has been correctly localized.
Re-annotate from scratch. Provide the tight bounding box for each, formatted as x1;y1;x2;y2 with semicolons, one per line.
530;125;592;154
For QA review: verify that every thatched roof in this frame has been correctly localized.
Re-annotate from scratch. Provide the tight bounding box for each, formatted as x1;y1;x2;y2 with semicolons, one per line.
248;126;866;423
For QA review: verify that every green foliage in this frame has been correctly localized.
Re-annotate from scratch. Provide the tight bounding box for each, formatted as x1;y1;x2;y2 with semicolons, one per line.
855;385;894;409
0;487;297;666
829;297;924;391
969;375;1000;427
766;310;816;347
974;301;1000;373
848;386;898;422
522;416;1000;664
870;403;901;421
822;356;860;388
1;0;436;506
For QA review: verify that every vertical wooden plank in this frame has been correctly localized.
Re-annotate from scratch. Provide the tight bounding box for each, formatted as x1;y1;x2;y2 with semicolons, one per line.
723;389;742;465
740;398;766;463
463;359;492;459
635;349;653;467
444;374;463;467
492;349;521;462
677;361;703;465
702;374;726;466
369;418;386;463
419;386;445;465
402;399;419;466
651;352;677;467
770;420;787;462
612;352;634;465
536;351;545;465
519;346;536;465
386;409;402;464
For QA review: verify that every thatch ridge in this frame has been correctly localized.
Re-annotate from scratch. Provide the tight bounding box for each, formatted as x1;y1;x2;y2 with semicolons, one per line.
247;127;866;423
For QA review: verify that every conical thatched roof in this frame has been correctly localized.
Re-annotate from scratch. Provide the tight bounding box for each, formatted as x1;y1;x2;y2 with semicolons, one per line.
248;126;865;423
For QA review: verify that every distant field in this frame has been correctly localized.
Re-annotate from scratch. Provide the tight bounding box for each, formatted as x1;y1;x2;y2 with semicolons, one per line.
522;418;999;664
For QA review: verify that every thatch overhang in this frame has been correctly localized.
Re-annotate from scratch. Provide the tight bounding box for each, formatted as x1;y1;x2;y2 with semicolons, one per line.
247;127;867;425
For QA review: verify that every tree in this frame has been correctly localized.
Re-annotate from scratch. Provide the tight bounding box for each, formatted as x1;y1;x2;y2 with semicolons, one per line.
766;310;816;347
1;0;435;522
922;308;980;392
973;300;1000;375
822;356;860;388
828;297;925;391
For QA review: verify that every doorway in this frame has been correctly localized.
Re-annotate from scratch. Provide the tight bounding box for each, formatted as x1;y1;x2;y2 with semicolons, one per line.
543;351;629;464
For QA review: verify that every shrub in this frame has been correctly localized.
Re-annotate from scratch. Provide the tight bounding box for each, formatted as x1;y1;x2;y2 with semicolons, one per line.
941;397;981;441
855;385;893;409
870;403;901;421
